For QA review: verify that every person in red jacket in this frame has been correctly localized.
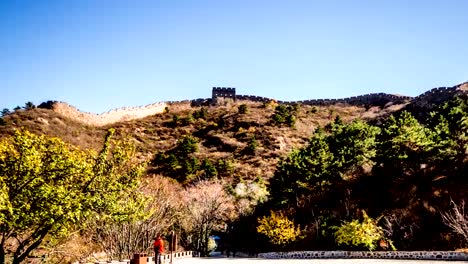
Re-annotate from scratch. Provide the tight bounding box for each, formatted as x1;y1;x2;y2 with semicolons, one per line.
153;234;164;264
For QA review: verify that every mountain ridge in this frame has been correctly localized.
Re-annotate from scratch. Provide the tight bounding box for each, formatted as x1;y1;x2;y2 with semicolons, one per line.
35;82;467;126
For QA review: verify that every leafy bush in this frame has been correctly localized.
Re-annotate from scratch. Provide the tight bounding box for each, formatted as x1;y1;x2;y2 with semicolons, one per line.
271;105;297;127
171;114;180;126
208;236;217;252
181;114;195;125
1;108;9;117
24;101;35;110
176;135;199;155
216;159;235;176
257;211;301;246
152;135;200;182
334;211;391;251
193;107;208;119
238;104;248;114
200;159;218;179
246;136;258;155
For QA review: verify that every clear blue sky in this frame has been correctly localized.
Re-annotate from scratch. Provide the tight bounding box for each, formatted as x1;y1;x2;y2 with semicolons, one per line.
1;0;467;113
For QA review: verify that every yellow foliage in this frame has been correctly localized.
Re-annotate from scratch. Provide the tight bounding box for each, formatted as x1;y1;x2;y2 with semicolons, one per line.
334;210;395;251
257;210;301;245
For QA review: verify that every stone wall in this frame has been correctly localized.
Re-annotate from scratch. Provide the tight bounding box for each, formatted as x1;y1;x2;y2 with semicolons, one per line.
412;82;468;107
39;101;167;127
236;95;272;102
84;251;193;264
39;82;468;126
234;82;468;107
235;93;412;106
258;250;468;261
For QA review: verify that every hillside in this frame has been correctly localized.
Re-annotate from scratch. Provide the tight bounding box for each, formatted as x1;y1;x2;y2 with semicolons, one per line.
1;82;466;182
0;100;400;181
1;82;468;261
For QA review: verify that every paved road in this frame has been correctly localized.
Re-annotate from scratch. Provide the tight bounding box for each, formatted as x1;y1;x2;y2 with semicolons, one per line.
174;257;468;264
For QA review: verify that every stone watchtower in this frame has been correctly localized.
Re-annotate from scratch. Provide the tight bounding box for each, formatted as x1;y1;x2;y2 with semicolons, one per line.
212;87;236;101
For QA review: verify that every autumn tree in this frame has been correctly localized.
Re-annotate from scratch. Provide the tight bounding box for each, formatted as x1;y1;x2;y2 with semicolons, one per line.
0;129;144;264
180;181;235;256
92;176;183;260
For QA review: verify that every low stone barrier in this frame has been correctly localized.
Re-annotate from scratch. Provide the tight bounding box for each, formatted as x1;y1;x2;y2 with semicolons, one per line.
160;251;194;263
89;251;193;264
258;251;468;261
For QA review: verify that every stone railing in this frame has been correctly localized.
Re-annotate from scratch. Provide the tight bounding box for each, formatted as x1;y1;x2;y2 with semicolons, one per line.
258;251;468;261
88;251;194;264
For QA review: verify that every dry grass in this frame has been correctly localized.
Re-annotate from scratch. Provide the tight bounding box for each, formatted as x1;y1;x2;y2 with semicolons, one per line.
0;101;401;182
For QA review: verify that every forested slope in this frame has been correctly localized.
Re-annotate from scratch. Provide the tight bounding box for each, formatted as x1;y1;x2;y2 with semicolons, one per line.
0;94;467;263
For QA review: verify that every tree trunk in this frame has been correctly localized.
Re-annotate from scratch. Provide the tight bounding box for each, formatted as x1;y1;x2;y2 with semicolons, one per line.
0;244;5;264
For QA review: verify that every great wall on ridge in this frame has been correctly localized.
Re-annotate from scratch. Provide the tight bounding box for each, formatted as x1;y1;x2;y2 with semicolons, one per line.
38;82;468;126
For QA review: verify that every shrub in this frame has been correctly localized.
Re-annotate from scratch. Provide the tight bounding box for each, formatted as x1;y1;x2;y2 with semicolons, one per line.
334;211;391;251
24;101;35;110
208;237;217;252
441;199;468;244
271;105;296;127
176;135;199;155
246;136;258;155
172;114;180;126
238;104;248;114
257;211;301;246
181;114;194;125
193;107;208;119
1;108;10;117
216;159;235;176
200;159;218;179
152;136;200;182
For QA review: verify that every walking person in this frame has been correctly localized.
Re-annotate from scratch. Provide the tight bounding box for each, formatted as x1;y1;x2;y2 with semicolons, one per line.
154;234;164;264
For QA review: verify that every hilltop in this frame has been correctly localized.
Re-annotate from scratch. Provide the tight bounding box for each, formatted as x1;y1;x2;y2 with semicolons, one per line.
0;82;467;182
21;81;468;127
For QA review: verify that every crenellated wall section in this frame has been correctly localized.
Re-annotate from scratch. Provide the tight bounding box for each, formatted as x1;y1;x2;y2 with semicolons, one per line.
412;82;468;107
231;82;468;107
39;100;168;127
236;93;413;106
38;82;467;126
